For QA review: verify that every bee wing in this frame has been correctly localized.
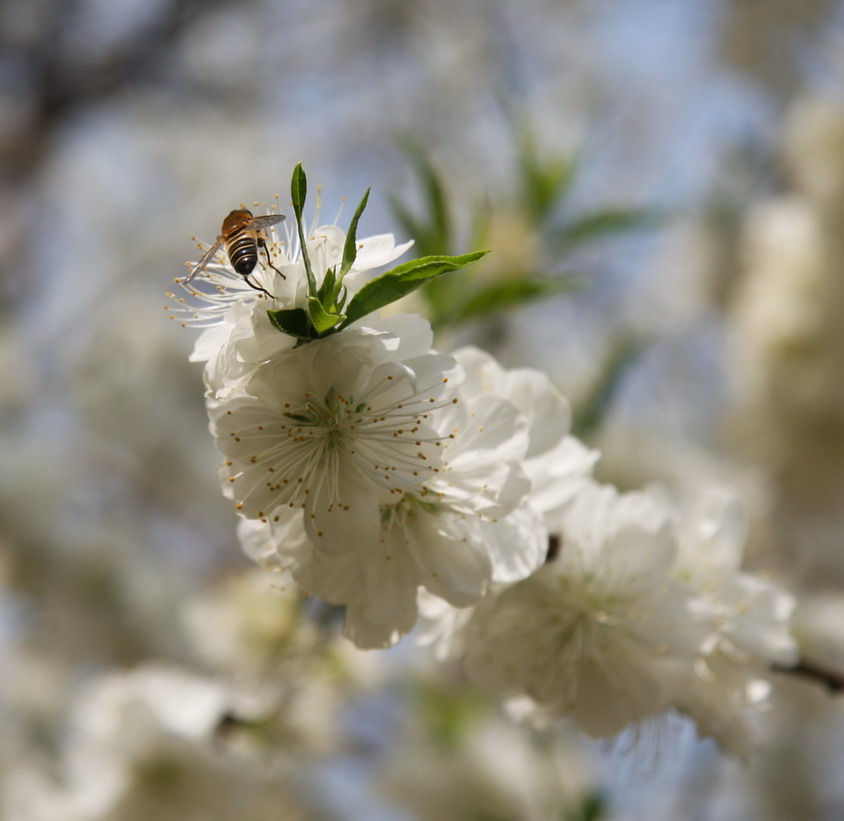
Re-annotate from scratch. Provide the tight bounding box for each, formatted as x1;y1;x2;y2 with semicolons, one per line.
183;236;225;284
249;214;286;230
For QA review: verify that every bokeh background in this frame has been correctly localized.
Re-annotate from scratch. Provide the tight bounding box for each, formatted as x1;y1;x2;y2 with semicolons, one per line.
3;1;844;819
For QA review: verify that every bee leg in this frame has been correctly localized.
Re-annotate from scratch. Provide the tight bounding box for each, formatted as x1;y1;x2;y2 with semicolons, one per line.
258;236;286;279
242;275;275;299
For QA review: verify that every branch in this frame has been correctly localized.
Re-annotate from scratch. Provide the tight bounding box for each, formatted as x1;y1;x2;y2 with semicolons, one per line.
773;658;844;694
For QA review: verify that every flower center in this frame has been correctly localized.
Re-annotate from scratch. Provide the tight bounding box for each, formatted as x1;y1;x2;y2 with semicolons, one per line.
284;388;382;453
380;493;442;528
221;365;456;520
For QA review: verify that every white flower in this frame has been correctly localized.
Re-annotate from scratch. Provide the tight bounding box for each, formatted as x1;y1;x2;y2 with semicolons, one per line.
674;487;796;665
379;709;595;821
784;97;844;213
671;486;798;757
194;298;298;400
415;589;476;661
212;314;461;555
4;665;311;821
238;387;540;649
237;346;577;649
50;666;231;819
454;346;598;521
181;568;315;675
461;481;715;738
732;197;827;411
181;568;379;759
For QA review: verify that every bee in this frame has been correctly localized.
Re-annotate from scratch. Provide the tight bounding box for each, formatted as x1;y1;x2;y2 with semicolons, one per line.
183;209;286;296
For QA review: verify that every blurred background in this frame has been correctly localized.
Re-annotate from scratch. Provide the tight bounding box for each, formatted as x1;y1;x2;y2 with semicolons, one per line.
3;0;844;818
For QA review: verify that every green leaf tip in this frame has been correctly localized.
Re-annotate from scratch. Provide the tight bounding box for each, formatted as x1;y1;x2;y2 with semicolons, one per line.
290;163;317;295
339;187;371;280
291;162;307;216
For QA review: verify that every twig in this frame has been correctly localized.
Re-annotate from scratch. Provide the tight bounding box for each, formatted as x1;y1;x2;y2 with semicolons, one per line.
773;658;844;694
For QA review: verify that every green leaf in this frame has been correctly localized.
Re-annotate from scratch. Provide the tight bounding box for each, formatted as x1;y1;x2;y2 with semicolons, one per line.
340;251;489;328
335;283;348;314
405;140;451;252
291;162;307;217
440;274;580;327
572;336;647;438
267;307;314;340
414;153;451;254
290;163;317;295
564;791;606;821
307;297;345;334
390;139;452;256
533;156;577;219
339;188;371;280
388;193;429;250
517;126;578;222
558;207;665;246
318;266;337;303
413;679;490;750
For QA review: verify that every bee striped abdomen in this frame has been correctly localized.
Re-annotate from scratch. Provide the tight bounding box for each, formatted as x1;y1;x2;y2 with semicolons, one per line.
227;228;258;276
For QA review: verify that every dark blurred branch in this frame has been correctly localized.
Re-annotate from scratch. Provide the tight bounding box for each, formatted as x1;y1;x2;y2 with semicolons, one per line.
0;0;233;306
774;659;844;694
2;0;229;182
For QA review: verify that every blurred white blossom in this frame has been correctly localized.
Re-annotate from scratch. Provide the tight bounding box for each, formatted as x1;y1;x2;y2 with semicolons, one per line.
461;482;716;737
4;665;312;821
671;486;798;757
379;707;596;821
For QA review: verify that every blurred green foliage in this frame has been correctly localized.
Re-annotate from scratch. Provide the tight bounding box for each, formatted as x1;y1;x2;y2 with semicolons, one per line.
389;125;664;332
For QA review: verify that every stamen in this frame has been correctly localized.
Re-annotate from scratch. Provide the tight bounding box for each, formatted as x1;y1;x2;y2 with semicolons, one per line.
332;195;347;227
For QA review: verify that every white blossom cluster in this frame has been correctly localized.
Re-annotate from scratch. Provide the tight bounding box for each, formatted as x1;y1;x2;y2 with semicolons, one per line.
4;665;313;821
175;173;799;757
